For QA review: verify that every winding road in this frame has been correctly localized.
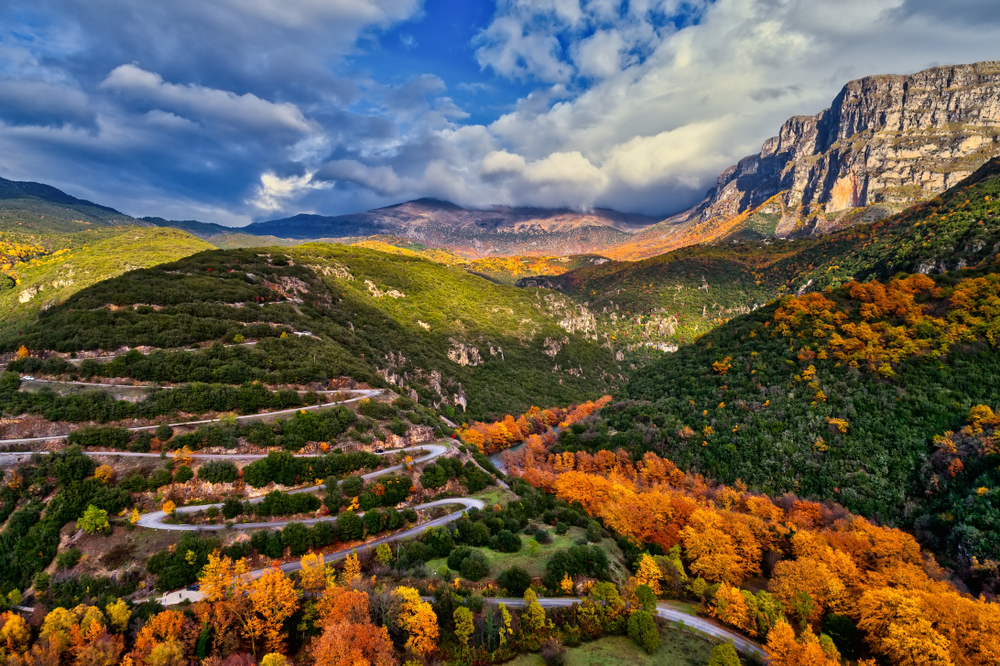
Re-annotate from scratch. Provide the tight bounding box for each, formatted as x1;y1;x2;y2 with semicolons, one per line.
137;443;451;531
0;380;764;659
0;388;383;449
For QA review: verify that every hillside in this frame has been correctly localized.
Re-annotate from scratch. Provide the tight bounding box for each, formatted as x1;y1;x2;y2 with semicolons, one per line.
0;175;137;233
0;227;214;329
607;60;1000;260
521;156;1000;356
2;244;622;419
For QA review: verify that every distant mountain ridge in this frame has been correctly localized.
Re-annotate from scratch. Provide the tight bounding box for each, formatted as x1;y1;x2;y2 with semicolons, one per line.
0;175;123;214
241;198;659;258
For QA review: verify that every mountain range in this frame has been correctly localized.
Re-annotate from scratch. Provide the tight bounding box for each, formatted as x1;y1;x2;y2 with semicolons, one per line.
4;60;1000;264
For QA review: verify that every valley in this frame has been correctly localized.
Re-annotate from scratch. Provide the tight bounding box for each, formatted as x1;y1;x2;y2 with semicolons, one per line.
1;54;1000;666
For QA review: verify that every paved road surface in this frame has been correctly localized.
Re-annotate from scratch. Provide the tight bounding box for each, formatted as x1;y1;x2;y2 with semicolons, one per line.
0;388;382;448
481;597;765;659
155;496;486;602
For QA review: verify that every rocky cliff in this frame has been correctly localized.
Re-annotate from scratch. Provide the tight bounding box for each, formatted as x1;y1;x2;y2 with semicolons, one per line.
699;61;1000;237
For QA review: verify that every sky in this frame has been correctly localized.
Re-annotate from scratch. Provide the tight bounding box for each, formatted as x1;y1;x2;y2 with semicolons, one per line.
0;0;998;226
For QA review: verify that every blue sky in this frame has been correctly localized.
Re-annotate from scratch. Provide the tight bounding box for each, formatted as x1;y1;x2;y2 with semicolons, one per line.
0;0;998;225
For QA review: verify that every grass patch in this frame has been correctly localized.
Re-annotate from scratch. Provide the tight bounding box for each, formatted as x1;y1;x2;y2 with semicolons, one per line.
506;631;717;666
425;524;628;582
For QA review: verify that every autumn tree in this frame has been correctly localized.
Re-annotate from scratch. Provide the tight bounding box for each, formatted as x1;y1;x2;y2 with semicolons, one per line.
857;589;952;666
196;553;250;656
634;553;662;595
341;552;361;586
311;620;396;666
298;552;326;594
392;586;439;657
0;611;30;655
105;598;131;634
765;620;840;666
454;607;474;647
246;567;299;655
680;509;753;584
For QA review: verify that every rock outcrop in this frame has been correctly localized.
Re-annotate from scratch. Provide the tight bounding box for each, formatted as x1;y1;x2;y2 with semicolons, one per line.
699;61;1000;236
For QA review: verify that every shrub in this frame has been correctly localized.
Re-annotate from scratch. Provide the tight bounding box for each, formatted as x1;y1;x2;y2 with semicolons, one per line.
129;431;153;452
535;527;552;544
627;610;660;654
324;481;342;513
541;639;567;666
174;465;194;484
460;550;489;581
198;460;239;484
586;521;602;543
337;511;363;542
155;424;173;442
707;643;740;666
280;522;310;557
498;566;531;596
493;529;521;553
555;522;569;535
448;546;473;571
67;426;131;449
147;468;173;489
56;548;82;570
341;474;364;497
419;464;448;489
542;545;610;590
221;498;243;519
422;527;455;558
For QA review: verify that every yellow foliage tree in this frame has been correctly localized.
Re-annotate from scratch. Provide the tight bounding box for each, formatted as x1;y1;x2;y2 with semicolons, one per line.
15;345;28;359
105;598;132;633
246;567;299;655
392;586;439;657
342;552;361;585
93;464;115;484
453;607;474;646
634;553;662;595
161;500;176;515
498;603;512;646
857;588;952;666
299;552;327;594
765;620;840;666
0;611;30;654
560;573;574;595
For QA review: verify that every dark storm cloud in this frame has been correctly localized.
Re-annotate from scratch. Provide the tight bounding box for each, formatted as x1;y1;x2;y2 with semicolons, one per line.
0;79;96;129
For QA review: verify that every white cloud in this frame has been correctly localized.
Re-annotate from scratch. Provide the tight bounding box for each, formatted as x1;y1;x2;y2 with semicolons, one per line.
250;172;329;211
100;64;315;136
314;160;404;196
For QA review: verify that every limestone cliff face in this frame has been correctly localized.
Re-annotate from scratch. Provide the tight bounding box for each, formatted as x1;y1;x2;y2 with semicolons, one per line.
700;61;1000;236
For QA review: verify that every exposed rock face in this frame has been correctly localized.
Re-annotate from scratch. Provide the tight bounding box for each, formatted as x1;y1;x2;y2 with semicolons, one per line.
700;61;1000;236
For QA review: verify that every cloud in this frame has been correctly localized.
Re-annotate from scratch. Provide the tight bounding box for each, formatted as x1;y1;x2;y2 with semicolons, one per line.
0;79;96;129
250;172;329;211
2;0;1000;225
314;160;404;196
100;65;315;136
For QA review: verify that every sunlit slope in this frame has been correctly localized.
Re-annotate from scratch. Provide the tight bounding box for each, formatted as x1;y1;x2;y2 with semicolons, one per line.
0;227;213;328
528;157;1000;351
2;243;621;419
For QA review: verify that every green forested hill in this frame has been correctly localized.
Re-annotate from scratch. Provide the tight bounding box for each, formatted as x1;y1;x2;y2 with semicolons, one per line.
0;227;213;328
3;243;620;419
559;267;1000;585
